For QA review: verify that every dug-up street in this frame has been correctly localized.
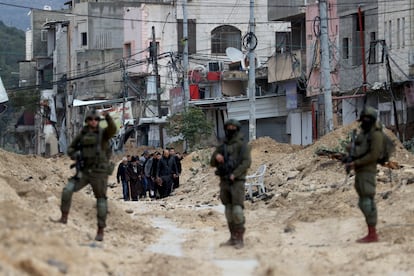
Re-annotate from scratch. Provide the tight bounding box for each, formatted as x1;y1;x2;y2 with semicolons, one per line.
0;122;414;276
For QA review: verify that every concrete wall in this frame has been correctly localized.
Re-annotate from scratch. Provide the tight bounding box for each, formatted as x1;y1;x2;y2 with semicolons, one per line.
338;1;380;92
123;4;177;103
268;0;313;21
31;9;68;58
378;0;411;82
177;0;290;65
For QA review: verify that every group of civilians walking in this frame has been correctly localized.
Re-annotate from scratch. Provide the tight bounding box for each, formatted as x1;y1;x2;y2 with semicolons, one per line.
116;148;183;201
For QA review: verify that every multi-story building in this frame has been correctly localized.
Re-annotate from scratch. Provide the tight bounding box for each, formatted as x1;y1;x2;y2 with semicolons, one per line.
124;0;309;146
377;0;414;139
182;0;297;143
17;8;69;155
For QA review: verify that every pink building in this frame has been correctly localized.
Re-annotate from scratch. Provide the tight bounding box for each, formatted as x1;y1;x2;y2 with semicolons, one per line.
306;1;340;97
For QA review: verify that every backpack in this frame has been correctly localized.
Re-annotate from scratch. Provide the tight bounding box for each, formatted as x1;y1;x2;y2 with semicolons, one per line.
376;131;396;165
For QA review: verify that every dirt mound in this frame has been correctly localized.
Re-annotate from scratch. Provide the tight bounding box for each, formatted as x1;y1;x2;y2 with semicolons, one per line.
1;123;414;275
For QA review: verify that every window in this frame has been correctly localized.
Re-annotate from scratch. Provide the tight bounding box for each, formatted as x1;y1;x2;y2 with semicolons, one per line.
402;17;406;48
342;37;349;59
81;32;87;46
211;25;241;55
397;18;400;49
177;19;197;54
276;32;291;53
41;30;48;42
124;43;132;58
388;20;392;49
368;32;376;64
356;12;365;32
353;13;364;66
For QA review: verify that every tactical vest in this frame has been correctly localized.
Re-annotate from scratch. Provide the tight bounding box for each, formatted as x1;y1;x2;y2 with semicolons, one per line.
80;128;111;173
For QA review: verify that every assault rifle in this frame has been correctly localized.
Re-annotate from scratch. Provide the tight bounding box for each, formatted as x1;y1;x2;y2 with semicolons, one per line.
215;144;236;181
344;129;357;174
214;143;247;182
315;149;347;161
70;152;84;179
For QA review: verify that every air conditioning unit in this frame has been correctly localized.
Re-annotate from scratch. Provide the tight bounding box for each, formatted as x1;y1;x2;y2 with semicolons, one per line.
207;61;224;72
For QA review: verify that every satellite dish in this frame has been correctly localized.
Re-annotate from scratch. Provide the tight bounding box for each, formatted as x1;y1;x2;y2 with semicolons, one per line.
226;47;244;63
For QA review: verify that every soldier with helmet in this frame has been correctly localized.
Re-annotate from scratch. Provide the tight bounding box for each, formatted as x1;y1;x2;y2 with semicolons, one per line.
57;109;116;242
210;119;251;249
346;106;383;243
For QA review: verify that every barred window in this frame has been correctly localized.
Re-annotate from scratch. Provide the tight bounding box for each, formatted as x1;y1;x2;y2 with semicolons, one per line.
211;25;241;55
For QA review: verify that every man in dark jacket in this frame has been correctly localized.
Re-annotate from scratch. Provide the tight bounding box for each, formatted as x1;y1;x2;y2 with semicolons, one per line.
151;152;162;198
125;156;143;201
144;152;155;198
210;119;251;249
169;147;182;189
346;106;383;243
156;149;178;198
116;156;129;201
58;109;116;242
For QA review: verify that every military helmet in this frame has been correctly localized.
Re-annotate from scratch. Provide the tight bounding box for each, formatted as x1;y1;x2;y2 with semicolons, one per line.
359;106;378;121
224;118;241;130
84;109;101;122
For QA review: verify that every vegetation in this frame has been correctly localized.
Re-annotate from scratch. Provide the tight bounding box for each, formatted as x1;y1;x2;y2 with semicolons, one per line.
0;21;25;89
166;107;214;151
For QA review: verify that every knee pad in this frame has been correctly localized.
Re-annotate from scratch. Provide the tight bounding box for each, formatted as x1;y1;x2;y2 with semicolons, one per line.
96;198;107;216
225;204;233;223
62;180;76;199
232;205;245;225
359;197;375;215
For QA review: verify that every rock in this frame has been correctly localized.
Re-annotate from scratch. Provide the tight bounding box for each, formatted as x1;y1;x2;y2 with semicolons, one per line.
47;259;68;274
287;171;299;181
284;224;295;233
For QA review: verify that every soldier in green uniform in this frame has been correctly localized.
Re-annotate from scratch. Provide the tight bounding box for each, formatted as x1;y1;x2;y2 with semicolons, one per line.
210;119;251;249
58;109;117;242
346;106;383;243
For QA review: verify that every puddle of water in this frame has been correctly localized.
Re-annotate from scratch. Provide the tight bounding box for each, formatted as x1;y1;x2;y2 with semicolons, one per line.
146;217;190;257
213;259;259;276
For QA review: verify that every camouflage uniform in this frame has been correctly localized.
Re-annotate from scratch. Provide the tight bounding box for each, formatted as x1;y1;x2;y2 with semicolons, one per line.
351;106;383;243
210;119;251;248
60;111;116;240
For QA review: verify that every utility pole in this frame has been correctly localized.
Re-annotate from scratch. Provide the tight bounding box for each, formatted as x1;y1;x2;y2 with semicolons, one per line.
151;26;164;148
151;26;162;119
121;59;128;126
182;0;189;108
248;0;256;141
319;0;334;134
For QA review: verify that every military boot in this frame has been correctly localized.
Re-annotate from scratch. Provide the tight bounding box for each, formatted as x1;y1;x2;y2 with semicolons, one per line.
220;224;236;247
357;225;378;243
233;226;245;249
95;227;104;242
59;211;69;224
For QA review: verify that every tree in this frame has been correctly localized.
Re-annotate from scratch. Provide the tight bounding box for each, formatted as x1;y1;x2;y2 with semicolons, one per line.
166;107;213;151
